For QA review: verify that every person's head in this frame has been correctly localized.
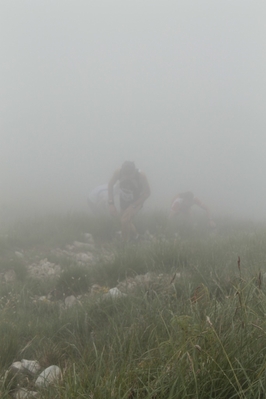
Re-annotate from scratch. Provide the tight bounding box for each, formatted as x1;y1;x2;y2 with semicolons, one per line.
120;161;137;179
180;191;194;205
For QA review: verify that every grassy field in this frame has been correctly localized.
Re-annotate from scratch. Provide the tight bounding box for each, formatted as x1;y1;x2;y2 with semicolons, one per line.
1;211;266;398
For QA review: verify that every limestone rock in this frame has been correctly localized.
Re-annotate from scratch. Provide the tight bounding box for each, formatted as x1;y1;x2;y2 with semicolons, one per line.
35;365;62;388
13;388;39;398
105;287;127;299
75;253;92;263
64;295;77;308
73;241;94;251
10;361;23;372
21;359;41;375
15;251;24;259
4;269;16;282
28;259;61;279
10;360;41;375
84;233;94;245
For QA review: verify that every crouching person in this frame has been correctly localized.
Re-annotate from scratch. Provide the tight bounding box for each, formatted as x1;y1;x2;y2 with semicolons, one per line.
108;161;151;242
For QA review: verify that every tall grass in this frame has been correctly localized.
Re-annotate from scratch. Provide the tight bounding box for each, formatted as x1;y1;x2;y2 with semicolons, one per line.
1;212;266;397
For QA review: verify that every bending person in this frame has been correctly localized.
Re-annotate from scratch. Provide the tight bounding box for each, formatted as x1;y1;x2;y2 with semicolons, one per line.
108;161;151;241
170;191;215;228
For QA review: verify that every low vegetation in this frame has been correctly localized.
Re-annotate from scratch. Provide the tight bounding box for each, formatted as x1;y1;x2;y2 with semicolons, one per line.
1;211;266;398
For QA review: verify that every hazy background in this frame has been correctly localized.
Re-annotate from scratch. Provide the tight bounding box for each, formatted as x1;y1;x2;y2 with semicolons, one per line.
1;1;265;220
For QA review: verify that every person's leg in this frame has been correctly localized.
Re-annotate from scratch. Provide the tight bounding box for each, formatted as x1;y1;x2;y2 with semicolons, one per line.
129;221;138;238
120;204;141;241
121;210;133;241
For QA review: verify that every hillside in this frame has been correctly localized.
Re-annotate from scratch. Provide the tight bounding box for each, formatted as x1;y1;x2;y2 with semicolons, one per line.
1;212;266;398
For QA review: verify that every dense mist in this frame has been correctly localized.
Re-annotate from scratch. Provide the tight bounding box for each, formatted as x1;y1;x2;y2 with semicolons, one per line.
1;1;265;220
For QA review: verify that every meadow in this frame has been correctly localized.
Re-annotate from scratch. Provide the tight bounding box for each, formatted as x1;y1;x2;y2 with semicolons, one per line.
1;211;266;398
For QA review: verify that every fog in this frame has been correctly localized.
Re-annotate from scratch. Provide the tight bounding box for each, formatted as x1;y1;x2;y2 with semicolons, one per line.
1;1;266;220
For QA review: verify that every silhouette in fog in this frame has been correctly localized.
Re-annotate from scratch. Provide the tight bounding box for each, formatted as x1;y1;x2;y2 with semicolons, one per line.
170;191;215;228
108;161;151;241
88;184;120;215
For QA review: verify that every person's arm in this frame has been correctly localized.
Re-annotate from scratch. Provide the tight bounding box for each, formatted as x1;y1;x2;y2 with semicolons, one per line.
194;197;215;227
168;194;181;219
170;194;180;210
108;169;120;215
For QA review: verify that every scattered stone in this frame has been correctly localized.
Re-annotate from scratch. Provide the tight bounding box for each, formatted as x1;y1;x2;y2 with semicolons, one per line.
10;361;24;373
91;284;101;291
84;233;94;245
90;284;109;296
52;246;95;266
10;360;41;376
21;360;41;375
13;388;39;398
4;269;16;282
65;244;75;251
65;295;77;308
53;248;69;257
15;251;24;259
28;259;61;279
105;287;127;299
73;241;94;251
35;365;62;388
135;272;153;284
117;272;180;295
75;253;92;263
98;248;115;263
90;284;101;295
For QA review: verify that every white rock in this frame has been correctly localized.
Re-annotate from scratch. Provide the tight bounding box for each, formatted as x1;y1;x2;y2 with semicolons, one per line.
28;259;61;279
65;244;75;251
15;251;24;258
65;295;77;308
107;287;127;298
21;359;41;375
4;269;16;282
135;273;153;284
84;233;94;244
73;241;94;250
47;267;55;275
35;365;62;388
75;253;91;263
90;284;101;294
39;258;49;266
10;361;23;372
13;388;39;398
144;272;153;282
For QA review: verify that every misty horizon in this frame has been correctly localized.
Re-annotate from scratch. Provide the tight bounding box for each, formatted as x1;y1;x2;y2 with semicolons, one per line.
1;1;265;221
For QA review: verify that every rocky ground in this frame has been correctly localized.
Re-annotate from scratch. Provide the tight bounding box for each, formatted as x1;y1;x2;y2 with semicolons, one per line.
0;232;112;281
1;231;181;398
0;230;179;305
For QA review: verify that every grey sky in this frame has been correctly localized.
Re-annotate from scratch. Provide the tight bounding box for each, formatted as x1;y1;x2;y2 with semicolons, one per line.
1;1;266;218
